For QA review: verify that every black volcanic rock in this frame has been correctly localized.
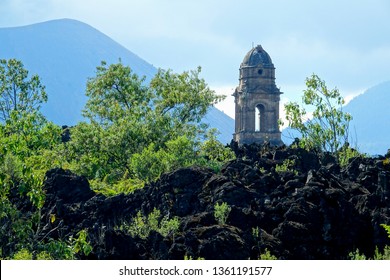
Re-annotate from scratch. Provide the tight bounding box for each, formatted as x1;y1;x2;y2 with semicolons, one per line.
36;144;390;259
44;168;95;204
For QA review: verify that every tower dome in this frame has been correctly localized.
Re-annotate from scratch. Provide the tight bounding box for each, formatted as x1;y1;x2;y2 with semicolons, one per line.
241;45;274;68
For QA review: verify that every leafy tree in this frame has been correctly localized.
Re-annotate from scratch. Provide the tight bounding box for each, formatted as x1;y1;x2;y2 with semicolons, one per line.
285;74;352;158
83;62;222;146
150;67;223;145
0;59;47;122
62;122;108;178
83;61;152;125
0;59;64;259
68;61;225;182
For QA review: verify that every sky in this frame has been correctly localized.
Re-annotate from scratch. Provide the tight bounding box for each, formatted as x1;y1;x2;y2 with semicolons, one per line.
1;0;390;118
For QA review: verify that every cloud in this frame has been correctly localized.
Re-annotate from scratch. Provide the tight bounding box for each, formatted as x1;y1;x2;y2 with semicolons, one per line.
212;85;236;119
343;89;364;105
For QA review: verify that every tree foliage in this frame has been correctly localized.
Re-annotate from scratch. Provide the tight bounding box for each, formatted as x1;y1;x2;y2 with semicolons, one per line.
83;61;152;125
0;59;47;122
285;74;353;158
66;61;228;183
83;62;223;146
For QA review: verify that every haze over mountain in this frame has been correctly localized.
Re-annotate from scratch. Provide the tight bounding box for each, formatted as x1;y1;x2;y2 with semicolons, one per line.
0;18;234;144
343;81;390;155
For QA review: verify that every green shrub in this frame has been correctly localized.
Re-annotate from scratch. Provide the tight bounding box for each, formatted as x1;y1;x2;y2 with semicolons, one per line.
338;146;364;167
259;248;278;260
198;129;235;172
118;208;180;239
348;249;367;260
40;230;92;260
382;224;390;238
214;202;231;225
349;225;390;262
159;216;181;238
275;159;297;175
383;158;390;166
90;177;144;196
184;255;205;260
36;251;53;260
252;226;261;239
12;248;33;260
10;230;94;260
41;240;75;260
373;246;390;260
349;247;390;260
71;229;93;257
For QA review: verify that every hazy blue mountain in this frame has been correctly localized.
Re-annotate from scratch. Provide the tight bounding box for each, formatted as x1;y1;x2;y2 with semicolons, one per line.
0;19;234;144
343;81;390;155
282;81;390;155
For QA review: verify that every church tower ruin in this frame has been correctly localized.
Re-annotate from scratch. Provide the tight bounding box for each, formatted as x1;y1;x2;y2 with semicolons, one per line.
233;45;283;146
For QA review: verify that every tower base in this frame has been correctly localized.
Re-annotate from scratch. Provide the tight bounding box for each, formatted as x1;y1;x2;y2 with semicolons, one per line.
233;131;284;146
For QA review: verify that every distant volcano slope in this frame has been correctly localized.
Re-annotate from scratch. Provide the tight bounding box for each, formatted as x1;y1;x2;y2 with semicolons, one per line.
343;81;390;155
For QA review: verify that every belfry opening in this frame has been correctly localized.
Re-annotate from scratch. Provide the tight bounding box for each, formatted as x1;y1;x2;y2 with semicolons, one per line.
255;104;265;132
233;45;283;146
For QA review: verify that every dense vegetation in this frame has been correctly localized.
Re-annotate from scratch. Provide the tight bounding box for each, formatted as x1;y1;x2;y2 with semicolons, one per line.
0;59;234;259
0;58;388;259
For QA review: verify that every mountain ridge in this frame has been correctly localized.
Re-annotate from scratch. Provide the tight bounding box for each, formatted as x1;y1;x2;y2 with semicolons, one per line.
343;81;390;155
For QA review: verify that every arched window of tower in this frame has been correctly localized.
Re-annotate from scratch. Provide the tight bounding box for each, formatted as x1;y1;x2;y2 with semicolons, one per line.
255;104;265;132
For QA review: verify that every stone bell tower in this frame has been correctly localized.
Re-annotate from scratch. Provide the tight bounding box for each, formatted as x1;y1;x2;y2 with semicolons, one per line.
233;45;283;146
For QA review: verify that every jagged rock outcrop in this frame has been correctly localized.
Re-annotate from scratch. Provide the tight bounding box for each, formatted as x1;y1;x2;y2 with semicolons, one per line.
38;144;390;259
